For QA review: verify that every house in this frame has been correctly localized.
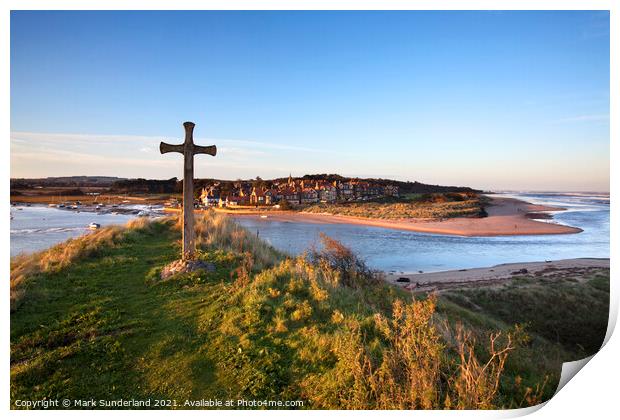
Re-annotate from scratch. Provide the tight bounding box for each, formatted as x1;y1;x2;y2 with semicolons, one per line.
337;181;355;201
315;181;337;202
384;185;400;197
301;188;319;204
238;186;251;202
282;187;300;205
367;184;383;198
219;195;242;207
250;186;269;205
264;189;276;205
353;181;370;199
200;187;220;207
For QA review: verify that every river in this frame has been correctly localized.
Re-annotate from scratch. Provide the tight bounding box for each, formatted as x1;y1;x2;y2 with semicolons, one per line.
234;192;610;273
10;205;142;257
10;193;609;273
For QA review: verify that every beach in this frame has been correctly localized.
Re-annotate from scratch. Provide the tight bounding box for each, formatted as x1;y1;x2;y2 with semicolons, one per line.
386;257;610;292
231;196;582;237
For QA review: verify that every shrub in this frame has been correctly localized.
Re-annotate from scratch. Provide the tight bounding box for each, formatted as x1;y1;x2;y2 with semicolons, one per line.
309;233;379;288
301;296;517;409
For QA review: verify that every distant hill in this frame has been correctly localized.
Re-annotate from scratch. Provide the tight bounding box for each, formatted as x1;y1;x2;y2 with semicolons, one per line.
11;174;481;195
10;176;126;189
292;174;481;194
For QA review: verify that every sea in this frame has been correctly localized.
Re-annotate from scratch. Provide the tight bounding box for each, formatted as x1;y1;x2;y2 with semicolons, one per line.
10;193;609;273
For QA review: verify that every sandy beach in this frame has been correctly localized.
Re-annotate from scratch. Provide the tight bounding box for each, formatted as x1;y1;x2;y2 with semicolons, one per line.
385;258;610;292
231;196;582;237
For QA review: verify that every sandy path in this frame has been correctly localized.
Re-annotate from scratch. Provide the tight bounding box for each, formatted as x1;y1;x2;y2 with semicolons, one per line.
231;196;582;237
385;258;609;291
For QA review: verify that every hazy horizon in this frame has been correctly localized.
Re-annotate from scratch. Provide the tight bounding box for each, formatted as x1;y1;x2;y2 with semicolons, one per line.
11;11;610;192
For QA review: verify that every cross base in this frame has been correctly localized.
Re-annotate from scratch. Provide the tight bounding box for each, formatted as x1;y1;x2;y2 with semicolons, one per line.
160;258;216;280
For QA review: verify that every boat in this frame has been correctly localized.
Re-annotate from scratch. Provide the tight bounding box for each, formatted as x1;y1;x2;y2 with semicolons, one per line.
48;203;56;207
260;215;268;219
88;222;101;230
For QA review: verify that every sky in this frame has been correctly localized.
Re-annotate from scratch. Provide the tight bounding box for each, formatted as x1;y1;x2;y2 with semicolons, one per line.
10;10;610;191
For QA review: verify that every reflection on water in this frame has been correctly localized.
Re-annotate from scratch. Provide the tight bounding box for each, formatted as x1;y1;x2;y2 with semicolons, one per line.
235;193;609;273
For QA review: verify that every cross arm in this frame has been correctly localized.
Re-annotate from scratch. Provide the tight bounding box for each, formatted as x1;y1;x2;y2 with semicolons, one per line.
193;144;217;156
160;142;184;154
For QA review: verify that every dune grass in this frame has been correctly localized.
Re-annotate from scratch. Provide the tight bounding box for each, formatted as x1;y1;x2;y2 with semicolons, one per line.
10;212;608;409
441;273;610;357
304;193;484;220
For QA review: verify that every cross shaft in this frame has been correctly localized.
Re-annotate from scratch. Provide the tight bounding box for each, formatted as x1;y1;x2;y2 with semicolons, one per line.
160;121;216;260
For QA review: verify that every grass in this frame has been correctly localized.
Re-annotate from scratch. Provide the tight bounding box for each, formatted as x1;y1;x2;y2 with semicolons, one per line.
10;212;608;409
441;273;610;357
304;193;485;220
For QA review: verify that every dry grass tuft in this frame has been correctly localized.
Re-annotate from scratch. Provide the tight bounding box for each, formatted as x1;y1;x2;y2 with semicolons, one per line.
192;210;283;270
301;295;517;409
447;325;515;409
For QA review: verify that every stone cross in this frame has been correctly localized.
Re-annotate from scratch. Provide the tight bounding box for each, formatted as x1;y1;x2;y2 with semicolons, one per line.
160;122;217;260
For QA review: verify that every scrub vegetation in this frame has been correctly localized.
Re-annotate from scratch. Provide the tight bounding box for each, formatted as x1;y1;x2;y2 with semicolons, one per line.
303;193;486;219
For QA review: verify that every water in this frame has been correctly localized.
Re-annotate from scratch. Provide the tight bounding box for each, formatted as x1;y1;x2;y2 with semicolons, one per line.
10;206;136;256
10;193;609;272
234;192;609;273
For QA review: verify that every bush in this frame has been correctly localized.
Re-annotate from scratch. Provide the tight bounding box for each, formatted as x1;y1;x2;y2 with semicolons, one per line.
309;233;379;288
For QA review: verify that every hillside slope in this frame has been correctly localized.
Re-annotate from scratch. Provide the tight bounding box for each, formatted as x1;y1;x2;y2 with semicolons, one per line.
10;214;608;409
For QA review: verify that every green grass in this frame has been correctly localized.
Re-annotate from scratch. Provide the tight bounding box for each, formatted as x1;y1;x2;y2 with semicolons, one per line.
441;273;610;357
10;215;609;409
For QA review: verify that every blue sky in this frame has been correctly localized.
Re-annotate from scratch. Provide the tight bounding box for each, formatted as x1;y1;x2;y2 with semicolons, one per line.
10;11;609;191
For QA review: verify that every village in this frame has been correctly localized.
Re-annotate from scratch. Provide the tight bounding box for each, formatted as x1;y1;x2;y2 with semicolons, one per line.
197;175;400;208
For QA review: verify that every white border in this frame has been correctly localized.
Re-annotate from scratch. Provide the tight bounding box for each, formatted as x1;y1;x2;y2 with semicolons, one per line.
2;2;615;419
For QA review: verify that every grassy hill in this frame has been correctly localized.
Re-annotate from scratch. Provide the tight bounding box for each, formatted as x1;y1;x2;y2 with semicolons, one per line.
10;214;609;409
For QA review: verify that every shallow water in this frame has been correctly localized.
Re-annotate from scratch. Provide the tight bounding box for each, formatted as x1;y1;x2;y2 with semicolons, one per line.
10;193;609;273
10;206;136;256
234;193;609;273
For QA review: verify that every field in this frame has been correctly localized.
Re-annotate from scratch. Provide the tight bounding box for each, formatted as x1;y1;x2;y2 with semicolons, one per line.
10;213;608;409
304;193;486;220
